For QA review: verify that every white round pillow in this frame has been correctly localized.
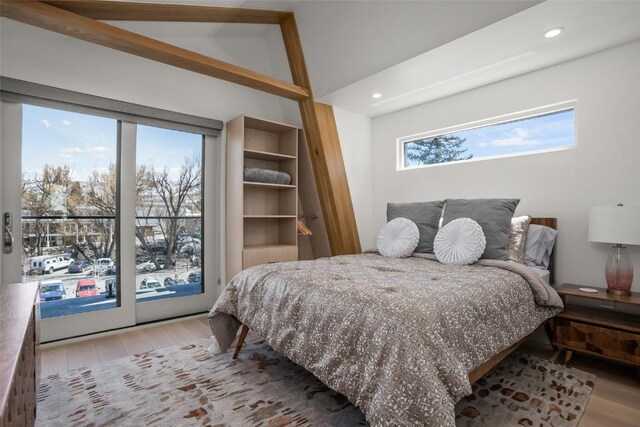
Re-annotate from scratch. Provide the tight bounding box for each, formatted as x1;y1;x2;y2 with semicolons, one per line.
434;218;486;265
376;218;420;258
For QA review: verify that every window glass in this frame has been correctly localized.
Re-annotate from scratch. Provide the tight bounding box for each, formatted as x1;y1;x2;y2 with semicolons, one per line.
21;104;118;317
402;109;575;168
135;125;203;303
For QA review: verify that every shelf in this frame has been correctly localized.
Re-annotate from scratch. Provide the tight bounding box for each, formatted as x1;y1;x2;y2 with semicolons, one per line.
243;244;297;251
244;149;296;162
243;215;297;219
243;181;295;189
557;304;640;334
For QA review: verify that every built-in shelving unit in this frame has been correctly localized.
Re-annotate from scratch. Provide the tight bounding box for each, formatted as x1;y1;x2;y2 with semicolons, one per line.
226;115;299;281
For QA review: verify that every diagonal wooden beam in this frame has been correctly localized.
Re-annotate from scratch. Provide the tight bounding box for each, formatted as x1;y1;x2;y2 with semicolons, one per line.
42;0;291;24
298;101;361;255
0;1;310;101
280;14;361;255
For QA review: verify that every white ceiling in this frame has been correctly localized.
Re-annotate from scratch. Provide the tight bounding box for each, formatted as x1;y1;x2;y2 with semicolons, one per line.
104;0;541;96
320;1;640;116
10;1;640;118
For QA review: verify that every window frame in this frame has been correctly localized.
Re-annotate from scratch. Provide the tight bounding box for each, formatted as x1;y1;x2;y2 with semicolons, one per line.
396;100;578;171
2;79;223;341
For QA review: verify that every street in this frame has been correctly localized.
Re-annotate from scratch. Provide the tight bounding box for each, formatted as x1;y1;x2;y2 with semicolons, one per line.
36;259;203;318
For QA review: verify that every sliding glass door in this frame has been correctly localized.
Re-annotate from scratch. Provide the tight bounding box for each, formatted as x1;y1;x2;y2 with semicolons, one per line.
1;100;220;341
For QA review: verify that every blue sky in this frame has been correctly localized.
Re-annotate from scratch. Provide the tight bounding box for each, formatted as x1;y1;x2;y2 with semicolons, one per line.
405;109;575;166
23;104;201;181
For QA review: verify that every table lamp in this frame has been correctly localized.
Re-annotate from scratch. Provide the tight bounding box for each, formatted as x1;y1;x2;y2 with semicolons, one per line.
589;204;640;296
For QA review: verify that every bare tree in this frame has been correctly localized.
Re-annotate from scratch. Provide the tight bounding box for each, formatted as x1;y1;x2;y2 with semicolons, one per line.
144;156;201;270
22;165;72;256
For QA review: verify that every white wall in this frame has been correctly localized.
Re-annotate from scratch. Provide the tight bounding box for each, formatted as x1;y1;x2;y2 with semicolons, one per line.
0;20;288;125
333;107;374;250
371;40;640;290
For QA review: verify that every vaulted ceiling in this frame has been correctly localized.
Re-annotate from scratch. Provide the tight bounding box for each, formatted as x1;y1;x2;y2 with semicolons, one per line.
102;0;542;96
4;1;639;118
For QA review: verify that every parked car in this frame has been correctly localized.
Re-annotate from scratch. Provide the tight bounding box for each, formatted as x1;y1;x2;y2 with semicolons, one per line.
136;261;157;273
179;242;201;256
164;276;186;286
76;278;98;298
29;254;72;274
94;258;116;275
187;271;201;283
135;254;151;263
150;239;167;254
40;280;66;301
68;259;91;273
105;278;117;299
140;277;162;290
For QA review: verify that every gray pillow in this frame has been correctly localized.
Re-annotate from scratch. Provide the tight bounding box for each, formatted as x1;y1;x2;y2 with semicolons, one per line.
442;198;520;260
387;201;444;253
525;224;557;269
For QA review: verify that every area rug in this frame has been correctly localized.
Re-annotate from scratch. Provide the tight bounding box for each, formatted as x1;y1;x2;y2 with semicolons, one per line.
36;334;595;426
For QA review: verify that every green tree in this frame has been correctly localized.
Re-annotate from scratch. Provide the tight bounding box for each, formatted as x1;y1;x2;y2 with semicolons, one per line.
405;135;473;165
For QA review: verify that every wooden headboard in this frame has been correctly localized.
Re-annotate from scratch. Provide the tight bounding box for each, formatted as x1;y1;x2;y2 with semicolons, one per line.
530;217;557;285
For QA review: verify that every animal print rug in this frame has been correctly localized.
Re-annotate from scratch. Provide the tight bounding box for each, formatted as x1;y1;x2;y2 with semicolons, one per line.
36;334;595;426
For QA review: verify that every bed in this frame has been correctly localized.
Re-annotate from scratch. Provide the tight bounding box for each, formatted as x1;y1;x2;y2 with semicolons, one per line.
208;218;563;426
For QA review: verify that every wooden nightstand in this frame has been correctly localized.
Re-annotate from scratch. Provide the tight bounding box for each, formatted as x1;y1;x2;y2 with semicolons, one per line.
553;283;640;367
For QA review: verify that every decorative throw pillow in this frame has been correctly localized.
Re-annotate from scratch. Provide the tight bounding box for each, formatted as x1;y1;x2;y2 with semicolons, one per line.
442;198;520;260
434;218;486;265
508;216;532;263
387;201;444;253
376;218;420;258
525;224;558;269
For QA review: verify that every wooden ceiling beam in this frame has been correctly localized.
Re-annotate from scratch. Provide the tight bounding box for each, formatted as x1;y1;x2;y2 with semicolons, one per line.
0;1;310;101
42;0;291;24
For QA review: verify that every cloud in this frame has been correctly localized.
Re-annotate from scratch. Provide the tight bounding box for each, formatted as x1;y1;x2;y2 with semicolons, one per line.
85;146;108;154
58;146;110;159
489;127;539;147
60;147;82;155
41;119;51;128
62;120;71;126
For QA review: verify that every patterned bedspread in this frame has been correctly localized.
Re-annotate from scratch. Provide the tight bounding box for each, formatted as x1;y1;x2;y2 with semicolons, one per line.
208;254;563;427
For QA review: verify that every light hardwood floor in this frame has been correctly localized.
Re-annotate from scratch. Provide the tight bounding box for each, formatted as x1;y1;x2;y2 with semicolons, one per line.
41;316;640;426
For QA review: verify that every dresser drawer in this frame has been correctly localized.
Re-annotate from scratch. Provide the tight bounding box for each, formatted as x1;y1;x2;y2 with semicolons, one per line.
243;245;298;269
555;318;640;365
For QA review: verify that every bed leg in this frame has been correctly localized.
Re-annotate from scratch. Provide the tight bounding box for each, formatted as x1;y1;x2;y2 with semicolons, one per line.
232;324;249;359
544;320;557;351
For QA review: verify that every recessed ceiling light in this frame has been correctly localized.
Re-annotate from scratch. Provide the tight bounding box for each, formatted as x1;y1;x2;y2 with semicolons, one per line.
372;93;382;99
543;27;564;38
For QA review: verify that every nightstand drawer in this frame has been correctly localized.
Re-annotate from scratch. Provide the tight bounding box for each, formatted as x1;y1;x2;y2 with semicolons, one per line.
555;318;640;365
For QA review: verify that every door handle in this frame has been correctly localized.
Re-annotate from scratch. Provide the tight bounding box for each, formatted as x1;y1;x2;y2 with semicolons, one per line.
4;212;14;254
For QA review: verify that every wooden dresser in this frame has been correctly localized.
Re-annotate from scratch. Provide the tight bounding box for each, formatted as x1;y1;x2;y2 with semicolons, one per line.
1;282;40;427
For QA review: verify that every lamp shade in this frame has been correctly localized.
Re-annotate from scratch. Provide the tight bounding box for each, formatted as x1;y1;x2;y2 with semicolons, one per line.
589;205;640;245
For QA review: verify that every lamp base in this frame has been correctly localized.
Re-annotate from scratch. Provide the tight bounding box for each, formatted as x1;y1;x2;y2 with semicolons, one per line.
606;288;632;297
604;245;634;296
